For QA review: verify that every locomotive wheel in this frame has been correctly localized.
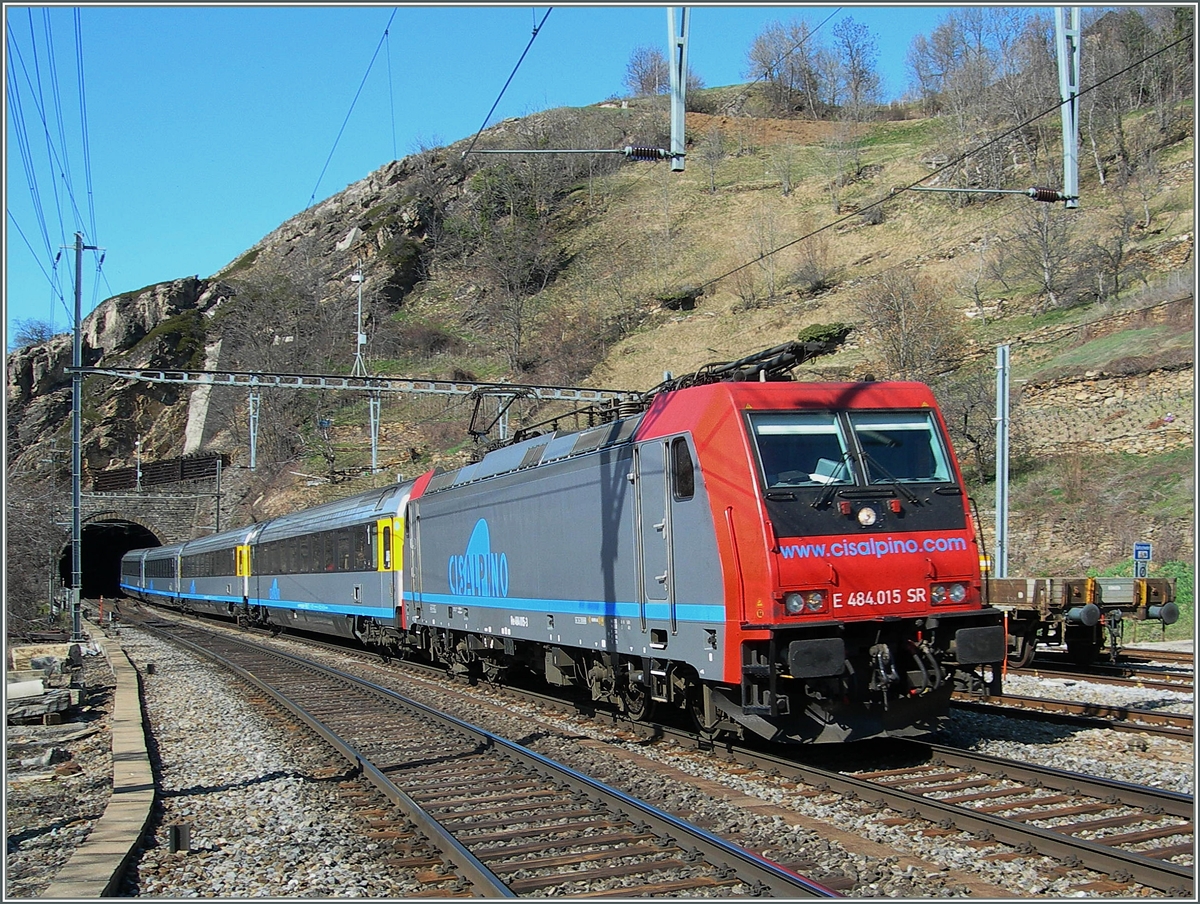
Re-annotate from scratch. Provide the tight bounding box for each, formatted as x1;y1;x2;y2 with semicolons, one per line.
688;681;720;736
622;680;656;722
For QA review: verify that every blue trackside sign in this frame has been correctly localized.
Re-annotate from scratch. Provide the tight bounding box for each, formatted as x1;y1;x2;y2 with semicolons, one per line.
1133;542;1153;561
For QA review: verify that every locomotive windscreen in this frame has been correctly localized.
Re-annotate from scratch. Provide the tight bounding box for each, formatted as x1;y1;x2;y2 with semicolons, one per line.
748;412;859;489
848;411;953;483
747;407;967;537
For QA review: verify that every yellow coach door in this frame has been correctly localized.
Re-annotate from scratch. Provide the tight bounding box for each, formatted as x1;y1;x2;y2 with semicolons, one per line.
376;517;404;618
235;545;251;599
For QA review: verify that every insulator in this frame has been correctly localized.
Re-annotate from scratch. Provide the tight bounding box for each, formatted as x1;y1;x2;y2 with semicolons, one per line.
1028;186;1064;203
624;146;667;160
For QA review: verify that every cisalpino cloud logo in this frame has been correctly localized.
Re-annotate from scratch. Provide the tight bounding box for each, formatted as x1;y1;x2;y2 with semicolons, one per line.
447;519;509;598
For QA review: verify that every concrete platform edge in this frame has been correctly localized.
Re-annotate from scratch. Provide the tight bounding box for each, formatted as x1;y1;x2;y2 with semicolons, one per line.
41;638;154;899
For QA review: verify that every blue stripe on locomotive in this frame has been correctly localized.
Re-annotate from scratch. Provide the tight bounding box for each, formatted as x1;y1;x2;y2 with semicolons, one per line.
407;590;724;624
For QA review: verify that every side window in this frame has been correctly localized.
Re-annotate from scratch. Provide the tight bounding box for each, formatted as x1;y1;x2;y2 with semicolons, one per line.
671;437;695;501
382;525;392;569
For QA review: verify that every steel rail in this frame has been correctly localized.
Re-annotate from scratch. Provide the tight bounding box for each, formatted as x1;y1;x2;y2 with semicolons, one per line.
1012;662;1194;688
148;623;514;897
700;735;1193;895
952;692;1194;740
148;620;837;898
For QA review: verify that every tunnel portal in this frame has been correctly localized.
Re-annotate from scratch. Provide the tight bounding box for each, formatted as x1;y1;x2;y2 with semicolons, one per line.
59;520;161;599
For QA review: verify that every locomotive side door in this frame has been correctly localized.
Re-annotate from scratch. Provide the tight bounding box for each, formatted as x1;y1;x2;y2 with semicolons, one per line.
635;439;676;633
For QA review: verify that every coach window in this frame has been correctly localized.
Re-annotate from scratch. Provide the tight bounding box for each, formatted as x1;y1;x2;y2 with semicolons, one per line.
352;527;369;571
382;524;393;569
671;437;695;500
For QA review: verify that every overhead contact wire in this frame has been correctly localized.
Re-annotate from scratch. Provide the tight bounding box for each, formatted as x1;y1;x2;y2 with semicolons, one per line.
695;30;1195;296
308;7;399;208
76;8;98;246
460;7;553;162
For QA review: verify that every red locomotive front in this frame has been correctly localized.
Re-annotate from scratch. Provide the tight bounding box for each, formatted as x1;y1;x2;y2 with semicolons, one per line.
641;381;1005;742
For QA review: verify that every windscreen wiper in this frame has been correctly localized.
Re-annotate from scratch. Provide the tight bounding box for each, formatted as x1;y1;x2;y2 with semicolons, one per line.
811;454;853;509
860;452;922;505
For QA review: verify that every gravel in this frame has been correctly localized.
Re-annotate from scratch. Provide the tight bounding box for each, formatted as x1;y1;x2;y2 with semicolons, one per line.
6;625;1193;898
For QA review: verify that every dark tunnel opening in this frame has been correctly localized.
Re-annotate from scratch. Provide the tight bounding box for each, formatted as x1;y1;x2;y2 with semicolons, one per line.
59;520;161;599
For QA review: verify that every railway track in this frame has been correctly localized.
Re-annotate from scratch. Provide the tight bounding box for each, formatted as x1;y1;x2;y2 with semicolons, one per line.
1120;648;1195;667
686;735;1194;897
138;616;836;898
950;691;1194;740
1028;649;1194;681
1009;664;1194;694
131;606;1193;894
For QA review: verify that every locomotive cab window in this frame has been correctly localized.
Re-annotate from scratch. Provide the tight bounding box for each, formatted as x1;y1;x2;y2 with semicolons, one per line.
670;437;695;500
849;411;952;483
748;412;855;489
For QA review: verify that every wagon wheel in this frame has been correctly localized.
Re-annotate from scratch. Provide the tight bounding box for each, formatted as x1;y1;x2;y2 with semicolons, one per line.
1007;631;1038;668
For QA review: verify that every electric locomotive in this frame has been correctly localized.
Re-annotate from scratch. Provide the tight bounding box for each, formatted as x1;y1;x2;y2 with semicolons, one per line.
121;345;1005;744
404;379;1003;743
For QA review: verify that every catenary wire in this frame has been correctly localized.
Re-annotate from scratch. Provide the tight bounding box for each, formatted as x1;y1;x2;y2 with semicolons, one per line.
307;7;400;208
6;18;93;249
665;27;1192;367
692;29;1195;297
6;21;54;267
385;26;397;162
460;7;553;162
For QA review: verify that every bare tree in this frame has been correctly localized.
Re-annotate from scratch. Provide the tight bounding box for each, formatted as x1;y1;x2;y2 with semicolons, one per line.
6;466;69;630
955;233;995;322
472;215;564;372
625;45;668;96
624;45;704;97
830;16;881;119
698;123;726;193
745;19;825;117
1085;191;1148;304
8;318;60;351
855;270;964;380
788;227;838;297
932;366;997;485
996;203;1079;312
818;121;863;213
770;140;798;196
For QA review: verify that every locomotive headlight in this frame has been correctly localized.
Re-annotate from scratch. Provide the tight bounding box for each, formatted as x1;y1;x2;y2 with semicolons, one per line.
784;591;826;615
857;505;878;526
930;583;967;605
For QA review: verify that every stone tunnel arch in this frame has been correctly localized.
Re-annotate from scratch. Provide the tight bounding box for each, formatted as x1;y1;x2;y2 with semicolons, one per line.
59;516;161;600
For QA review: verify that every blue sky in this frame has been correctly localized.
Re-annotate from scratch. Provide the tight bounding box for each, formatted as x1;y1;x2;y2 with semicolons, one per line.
5;3;974;344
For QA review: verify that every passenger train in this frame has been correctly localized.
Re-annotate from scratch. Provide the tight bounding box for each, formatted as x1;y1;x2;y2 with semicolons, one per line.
122;368;1006;744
